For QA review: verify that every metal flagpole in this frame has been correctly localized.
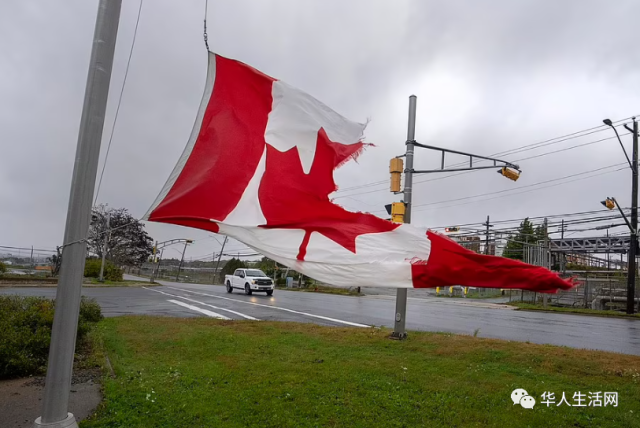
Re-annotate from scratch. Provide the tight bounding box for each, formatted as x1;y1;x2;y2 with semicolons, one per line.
35;1;122;426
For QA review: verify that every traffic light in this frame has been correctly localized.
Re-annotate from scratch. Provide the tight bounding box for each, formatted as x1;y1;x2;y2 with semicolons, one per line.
497;167;520;181
390;157;404;192
444;226;460;232
601;198;616;210
385;202;406;223
186;239;194;244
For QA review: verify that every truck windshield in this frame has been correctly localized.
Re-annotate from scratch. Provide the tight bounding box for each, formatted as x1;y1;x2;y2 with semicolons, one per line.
245;269;267;277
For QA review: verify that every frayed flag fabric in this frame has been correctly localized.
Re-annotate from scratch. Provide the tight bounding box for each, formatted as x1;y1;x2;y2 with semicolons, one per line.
144;52;574;293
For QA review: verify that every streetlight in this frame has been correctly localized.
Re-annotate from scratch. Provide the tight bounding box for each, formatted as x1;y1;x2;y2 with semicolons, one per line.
602;117;638;314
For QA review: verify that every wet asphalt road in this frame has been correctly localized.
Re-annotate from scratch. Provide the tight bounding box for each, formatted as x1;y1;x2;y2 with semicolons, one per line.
2;276;640;355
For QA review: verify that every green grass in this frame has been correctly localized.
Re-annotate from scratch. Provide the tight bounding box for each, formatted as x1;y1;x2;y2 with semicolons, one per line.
509;302;640;319
276;284;361;296
86;278;159;287
82;317;640;428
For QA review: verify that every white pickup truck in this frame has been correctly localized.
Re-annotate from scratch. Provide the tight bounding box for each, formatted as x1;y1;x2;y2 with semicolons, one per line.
225;268;274;296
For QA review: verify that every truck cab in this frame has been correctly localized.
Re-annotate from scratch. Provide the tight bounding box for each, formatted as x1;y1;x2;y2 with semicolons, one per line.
225;268;274;296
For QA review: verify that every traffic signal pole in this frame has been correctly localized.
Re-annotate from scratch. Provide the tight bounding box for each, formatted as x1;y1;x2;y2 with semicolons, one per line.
391;95;416;339
35;1;122;426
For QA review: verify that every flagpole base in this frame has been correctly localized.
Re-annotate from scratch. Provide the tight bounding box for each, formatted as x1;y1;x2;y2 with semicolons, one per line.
34;413;78;428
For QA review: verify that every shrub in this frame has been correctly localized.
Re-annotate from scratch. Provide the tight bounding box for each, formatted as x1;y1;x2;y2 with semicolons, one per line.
276;278;286;286
0;295;103;379
0;261;6;274
84;258;123;281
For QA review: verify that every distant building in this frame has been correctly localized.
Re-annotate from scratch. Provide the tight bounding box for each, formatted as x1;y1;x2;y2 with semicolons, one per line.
454;236;481;254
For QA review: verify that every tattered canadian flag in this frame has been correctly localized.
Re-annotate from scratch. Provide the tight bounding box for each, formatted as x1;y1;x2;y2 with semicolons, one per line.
144;52;574;293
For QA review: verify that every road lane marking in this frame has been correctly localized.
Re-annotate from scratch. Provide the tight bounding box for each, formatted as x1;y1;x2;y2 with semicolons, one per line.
167;287;371;328
166;299;230;319
144;287;258;320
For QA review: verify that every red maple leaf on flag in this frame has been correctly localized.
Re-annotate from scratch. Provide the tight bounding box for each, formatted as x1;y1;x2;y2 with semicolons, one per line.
259;128;399;260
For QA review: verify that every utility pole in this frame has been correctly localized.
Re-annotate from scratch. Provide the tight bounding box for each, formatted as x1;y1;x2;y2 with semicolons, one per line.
35;1;121;427
543;218;549;308
213;235;228;284
30;246;34;273
560;219;566;274
213;236;229;285
175;240;189;282
629;118;638;314
392;95;416;340
484;215;492;255
150;240;158;283
98;212;110;282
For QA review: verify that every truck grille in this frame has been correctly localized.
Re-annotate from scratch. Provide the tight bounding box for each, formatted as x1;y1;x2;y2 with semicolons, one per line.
255;279;272;285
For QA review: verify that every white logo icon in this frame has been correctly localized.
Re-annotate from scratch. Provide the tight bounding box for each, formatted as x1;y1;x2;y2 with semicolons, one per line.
511;388;536;409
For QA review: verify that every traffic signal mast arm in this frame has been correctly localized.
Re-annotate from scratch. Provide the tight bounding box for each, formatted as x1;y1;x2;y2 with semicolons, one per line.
406;141;521;178
154;238;194;251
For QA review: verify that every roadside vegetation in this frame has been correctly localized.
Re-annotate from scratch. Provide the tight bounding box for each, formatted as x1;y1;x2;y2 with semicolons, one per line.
83;316;640;427
86;278;158;287
509;302;640;319
0;295;103;379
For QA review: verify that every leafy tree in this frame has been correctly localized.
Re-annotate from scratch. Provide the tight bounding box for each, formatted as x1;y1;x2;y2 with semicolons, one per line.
220;258;247;282
0;261;6;275
84;258;123;281
257;256;280;278
87;205;154;267
503;218;546;261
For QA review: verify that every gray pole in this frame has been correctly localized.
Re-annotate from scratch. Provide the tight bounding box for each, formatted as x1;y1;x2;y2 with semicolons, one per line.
628;118;638;314
392;95;416;340
175;240;188;282
543;217;549;308
150;240;158;283
214;235;228;284
98;212;110;282
484;215;490;255
30;246;34;273
35;1;121;426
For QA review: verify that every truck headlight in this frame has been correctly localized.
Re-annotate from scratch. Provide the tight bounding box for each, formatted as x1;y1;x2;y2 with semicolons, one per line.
251;280;256;284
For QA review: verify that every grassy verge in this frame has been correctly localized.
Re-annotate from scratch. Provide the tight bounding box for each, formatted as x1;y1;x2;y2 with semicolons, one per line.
83;317;640;428
509;302;640;319
86;278;159;287
276;284;361;296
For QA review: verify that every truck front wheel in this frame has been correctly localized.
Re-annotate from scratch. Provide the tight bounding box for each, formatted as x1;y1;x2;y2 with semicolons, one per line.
226;281;232;293
244;284;252;295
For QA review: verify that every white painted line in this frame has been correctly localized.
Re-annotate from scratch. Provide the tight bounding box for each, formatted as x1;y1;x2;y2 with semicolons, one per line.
144;287;258;320
166;299;230;319
167;287;371;328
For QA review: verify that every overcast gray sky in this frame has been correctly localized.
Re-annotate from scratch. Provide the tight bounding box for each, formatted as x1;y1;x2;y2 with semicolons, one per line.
2;0;640;261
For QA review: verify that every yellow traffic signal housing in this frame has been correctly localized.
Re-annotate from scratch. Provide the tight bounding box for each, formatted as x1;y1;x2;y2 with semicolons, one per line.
390;202;405;223
601;198;616;210
498;167;520;182
390;158;404;192
445;226;460;232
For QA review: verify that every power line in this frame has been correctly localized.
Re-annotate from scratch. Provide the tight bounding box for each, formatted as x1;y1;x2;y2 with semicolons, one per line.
94;0;145;204
426;207;630;230
411;162;626;209
410;166;626;214
334;117;636;196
